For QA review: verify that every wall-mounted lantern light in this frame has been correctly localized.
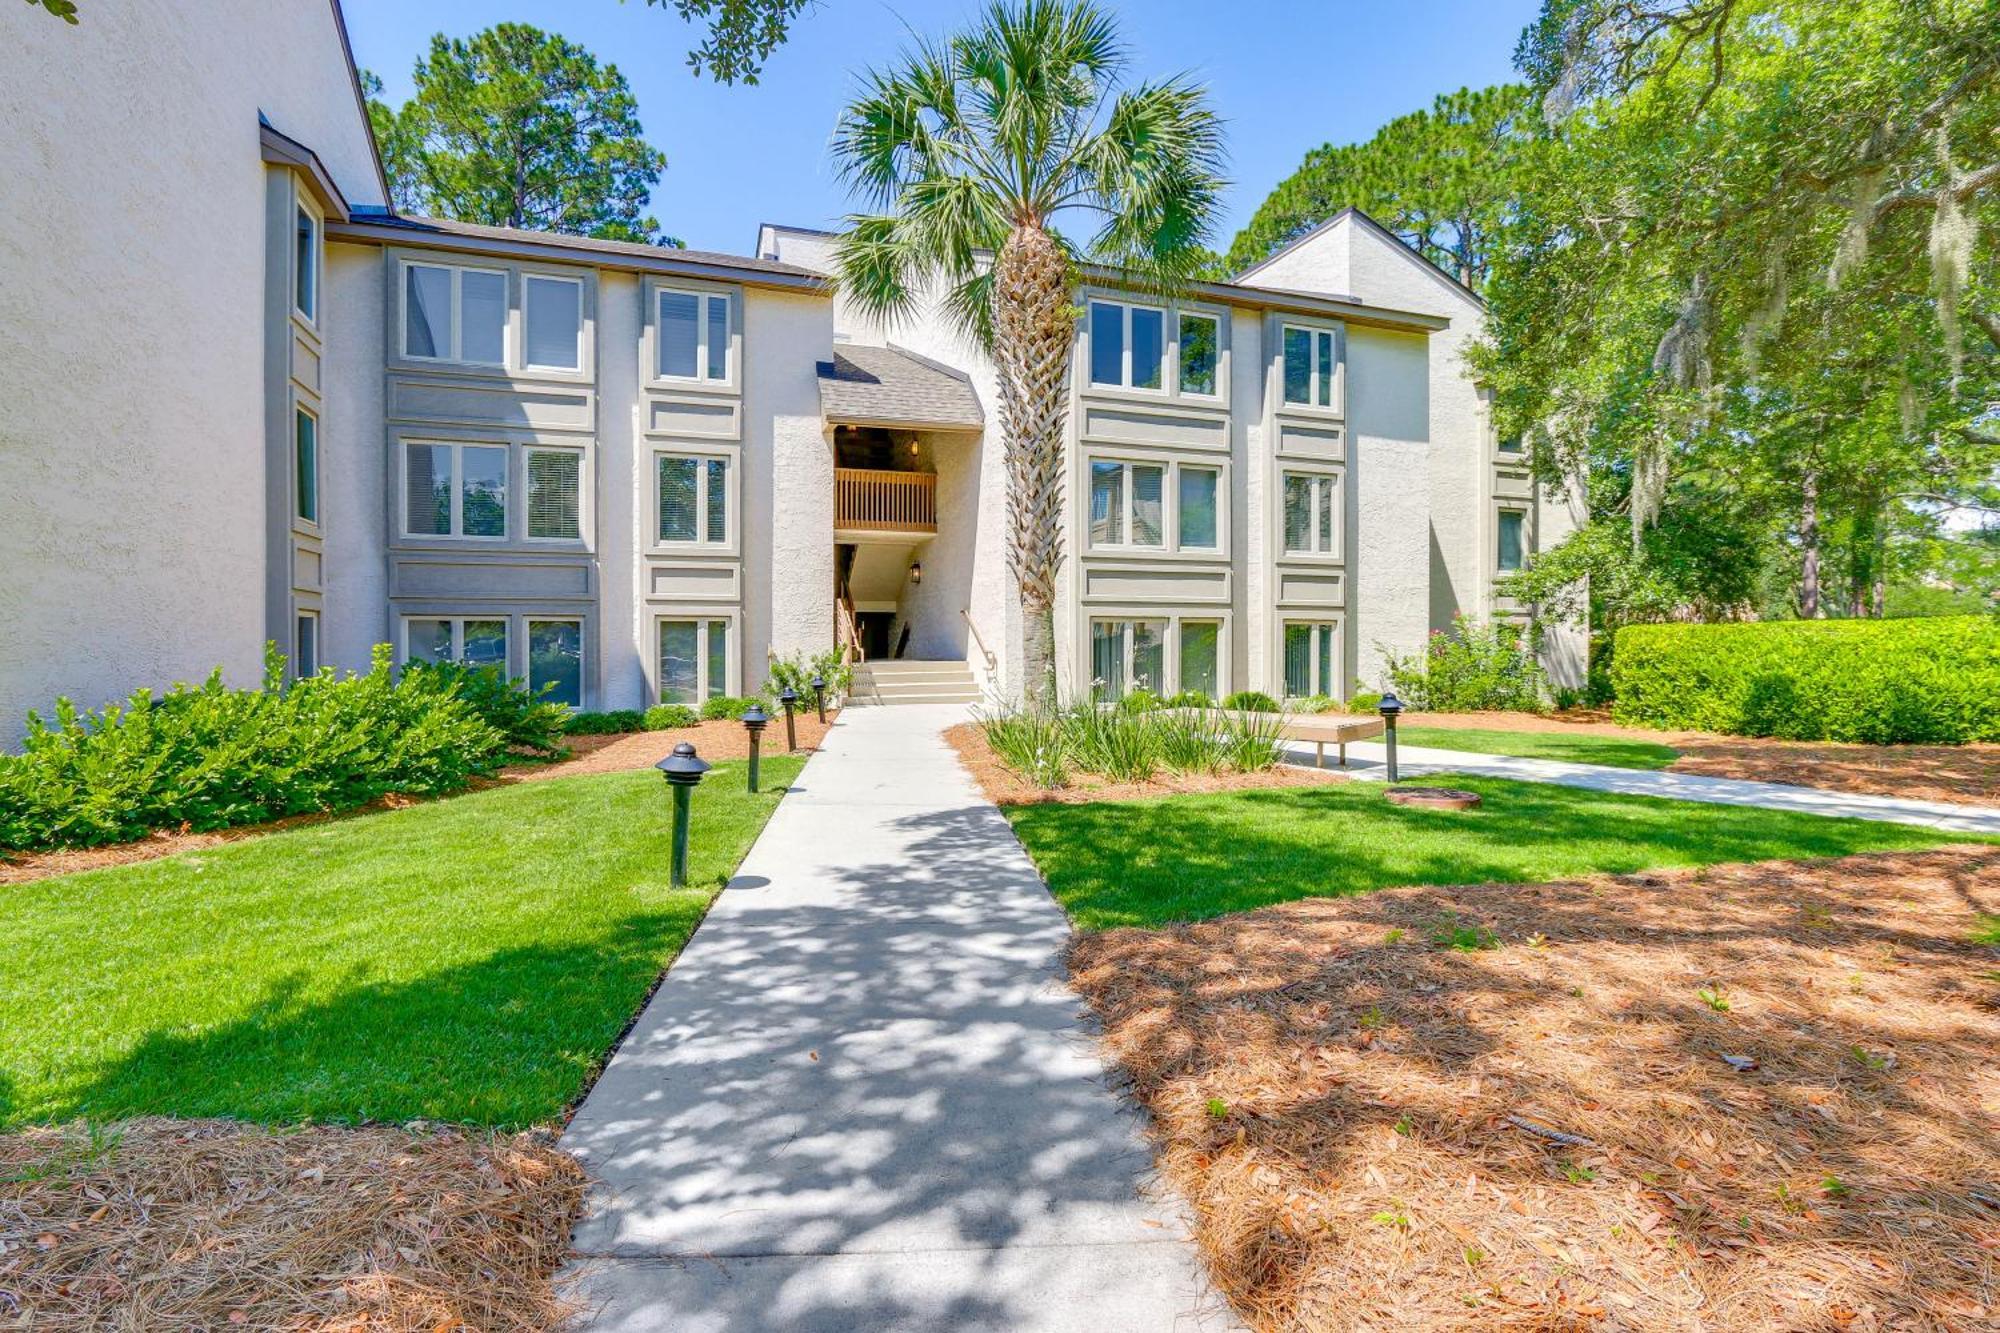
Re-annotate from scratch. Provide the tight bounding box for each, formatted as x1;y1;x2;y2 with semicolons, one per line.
909;562;923;586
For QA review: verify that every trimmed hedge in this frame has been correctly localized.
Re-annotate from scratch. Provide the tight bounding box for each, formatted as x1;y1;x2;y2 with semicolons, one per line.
1610;616;2000;744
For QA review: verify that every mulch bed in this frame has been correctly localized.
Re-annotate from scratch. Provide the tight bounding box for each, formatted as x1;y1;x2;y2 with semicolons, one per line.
1402;711;2000;809
1069;845;2000;1331
0;714;840;888
945;722;1350;806
0;1118;586;1331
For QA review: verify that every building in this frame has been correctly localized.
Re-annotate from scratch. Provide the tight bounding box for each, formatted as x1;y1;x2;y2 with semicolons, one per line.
0;2;1580;744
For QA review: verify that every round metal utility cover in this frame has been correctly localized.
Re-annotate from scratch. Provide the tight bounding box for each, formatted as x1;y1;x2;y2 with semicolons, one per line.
1384;786;1482;811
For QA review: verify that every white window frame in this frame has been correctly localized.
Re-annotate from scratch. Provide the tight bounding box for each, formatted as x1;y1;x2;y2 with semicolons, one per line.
293;402;319;528
1280;620;1342;700
293;199;320;326
522;445;586;543
1174;462;1224;553
1086;457;1168;551
400;260;510;367
654;614;736;704
1280;468;1341;558
1174;617;1226;699
1088;617;1170;698
652;448;735;550
401;439;511;542
1280;321;1342;410
400;616;513;673
521;272;585;372
527;617;586;709
293;609;319;678
1496;505;1529;575
1086;299;1170;393
653;285;734;385
1173;309;1224;399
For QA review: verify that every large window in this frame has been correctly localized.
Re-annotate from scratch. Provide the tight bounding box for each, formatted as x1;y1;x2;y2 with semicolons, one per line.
524;275;582;370
1497;508;1526;572
659;618;730;704
404;262;507;366
1087;300;1165;391
1282;471;1339;556
529;619;583;708
1178;312;1219;396
1088;459;1165;548
294;206;318;321
405;442;508;539
526;448;583;540
294;407;318;523
657;288;731;381
405;617;509;670
657;453;729;544
1178;466;1219;550
1283;621;1339;699
1282;324;1339;407
1090;619;1166;699
1178;621;1220;700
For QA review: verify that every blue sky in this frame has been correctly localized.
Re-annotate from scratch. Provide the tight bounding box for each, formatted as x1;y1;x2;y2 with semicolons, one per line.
343;0;1537;256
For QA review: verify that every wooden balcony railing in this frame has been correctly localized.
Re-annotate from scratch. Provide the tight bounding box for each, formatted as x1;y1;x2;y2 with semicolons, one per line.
835;467;937;533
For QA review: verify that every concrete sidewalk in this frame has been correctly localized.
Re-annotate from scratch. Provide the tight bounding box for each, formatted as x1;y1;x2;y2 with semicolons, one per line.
561;705;1226;1333
1291;738;2000;836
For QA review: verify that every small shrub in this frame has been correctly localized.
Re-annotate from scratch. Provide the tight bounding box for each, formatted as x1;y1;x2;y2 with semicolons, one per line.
643;703;700;730
982;707;1070;789
1166;689;1214;708
564;709;646;735
1154;708;1227;775
1347;690;1384;714
1066;705;1159;783
1292;694;1340;714
1218;707;1285;772
1427;913;1497;952
700;695;759;721
1222;689;1281;713
1383;615;1549;712
1205;1097;1230;1120
1117;688;1164;714
402;659;568;755
1697;985;1732;1013
767;649;855;706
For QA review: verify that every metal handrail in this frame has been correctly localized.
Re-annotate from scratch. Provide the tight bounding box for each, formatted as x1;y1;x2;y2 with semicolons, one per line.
960;608;997;675
836;589;865;666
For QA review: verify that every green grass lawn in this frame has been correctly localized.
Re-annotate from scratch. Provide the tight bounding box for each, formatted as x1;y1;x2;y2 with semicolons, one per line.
0;758;801;1130
1395;726;1681;770
1006;775;1983;930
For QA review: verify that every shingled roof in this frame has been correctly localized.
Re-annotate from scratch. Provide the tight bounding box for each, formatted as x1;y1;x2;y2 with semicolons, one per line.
817;344;985;431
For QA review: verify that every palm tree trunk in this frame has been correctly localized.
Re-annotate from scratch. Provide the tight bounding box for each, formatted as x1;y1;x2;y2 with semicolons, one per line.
991;224;1072;708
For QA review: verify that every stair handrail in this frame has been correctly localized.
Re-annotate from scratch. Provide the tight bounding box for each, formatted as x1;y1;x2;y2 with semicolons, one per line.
960;608;997;676
836;588;865;666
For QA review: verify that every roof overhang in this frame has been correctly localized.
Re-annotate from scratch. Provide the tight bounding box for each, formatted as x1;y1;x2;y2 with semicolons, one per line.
1076;263;1451;334
818;345;986;432
259;119;351;222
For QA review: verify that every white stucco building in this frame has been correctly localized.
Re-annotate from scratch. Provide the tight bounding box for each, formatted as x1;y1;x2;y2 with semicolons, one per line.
0;2;1579;742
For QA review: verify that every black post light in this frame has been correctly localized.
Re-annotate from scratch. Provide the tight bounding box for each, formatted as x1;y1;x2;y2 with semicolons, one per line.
1377;691;1405;784
741;704;769;793
655;741;711;888
778;687;799;751
810;673;827;726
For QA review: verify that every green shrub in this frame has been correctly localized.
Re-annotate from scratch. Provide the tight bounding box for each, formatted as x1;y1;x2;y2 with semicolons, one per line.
1384;615;1548;712
564;709;646;735
700;695;760;721
1347;690;1384;714
1066;705;1158;783
1117;688;1163;714
643;703;701;730
767;649;854;705
1153;708;1227;775
0;645;511;851
1222;690;1281;713
1218;707;1286;771
1292;694;1340;714
401;660;568;755
982;707;1070;789
1166;690;1214;708
1611;616;2000;744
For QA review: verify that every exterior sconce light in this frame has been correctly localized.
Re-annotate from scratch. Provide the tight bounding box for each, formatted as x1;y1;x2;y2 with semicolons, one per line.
909;562;923;585
810;674;827;725
655;741;711;888
778;687;799;751
740;704;769;792
1377;691;1405;783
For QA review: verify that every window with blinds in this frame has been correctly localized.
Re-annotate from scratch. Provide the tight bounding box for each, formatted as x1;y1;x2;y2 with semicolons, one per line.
1088;459;1165;548
657;453;727;544
526;449;581;540
405;442;506;538
524;275;582;370
1090;619;1167;699
1282;622;1338;699
658;287;731;381
1282;472;1338;555
1179;621;1219;699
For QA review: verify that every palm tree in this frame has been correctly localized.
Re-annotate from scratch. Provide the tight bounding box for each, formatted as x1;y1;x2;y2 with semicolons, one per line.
830;0;1226;702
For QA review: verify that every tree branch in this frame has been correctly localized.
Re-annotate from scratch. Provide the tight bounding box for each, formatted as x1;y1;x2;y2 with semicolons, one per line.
1873;159;2000;218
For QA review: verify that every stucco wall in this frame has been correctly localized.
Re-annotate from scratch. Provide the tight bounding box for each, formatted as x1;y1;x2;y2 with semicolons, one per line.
319;242;389;671
597;272;647;708
749;290;837;685
0;1;382;743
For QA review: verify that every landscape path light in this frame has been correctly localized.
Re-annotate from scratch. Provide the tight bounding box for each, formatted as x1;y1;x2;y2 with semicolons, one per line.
655;742;711;888
778;687;799;751
1377;691;1405;784
811;674;827;725
741;704;769;793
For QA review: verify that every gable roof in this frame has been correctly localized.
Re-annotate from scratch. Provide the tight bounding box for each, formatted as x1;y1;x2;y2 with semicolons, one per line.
818;344;985;430
1231;206;1485;309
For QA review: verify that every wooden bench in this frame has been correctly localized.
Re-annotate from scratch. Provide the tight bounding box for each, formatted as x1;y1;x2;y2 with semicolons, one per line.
1279;715;1385;768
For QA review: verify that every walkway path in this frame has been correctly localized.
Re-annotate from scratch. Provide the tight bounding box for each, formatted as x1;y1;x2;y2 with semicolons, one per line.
562;704;1225;1333
1291;739;2000;836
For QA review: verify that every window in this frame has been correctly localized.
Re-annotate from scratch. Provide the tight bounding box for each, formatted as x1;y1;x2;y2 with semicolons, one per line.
404;263;507;365
658;618;730;704
524;275;582;370
1282;472;1339;555
1282;622;1339;699
1178;466;1219;550
294;611;318;677
294;206;317;321
1497;434;1523;454
1087;300;1166;391
1179;621;1219;700
526;448;582;540
1178;312;1219;396
1282;324;1339;407
294;407;318;523
1497;509;1526;573
404;442;508;539
657;453;729;544
1090;619;1166;699
405;617;509;670
529;620;583;708
1088;459;1165;548
657;288;731;381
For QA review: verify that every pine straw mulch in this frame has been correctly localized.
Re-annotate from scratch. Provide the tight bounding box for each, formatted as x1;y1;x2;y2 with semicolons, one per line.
1400;712;2000;809
944;722;1351;806
0;1118;587;1331
0;714;839;887
1068;844;2000;1332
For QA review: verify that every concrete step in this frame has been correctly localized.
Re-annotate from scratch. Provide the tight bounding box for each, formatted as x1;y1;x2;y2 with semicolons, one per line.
849;688;982;707
869;678;978;696
856;659;974;678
